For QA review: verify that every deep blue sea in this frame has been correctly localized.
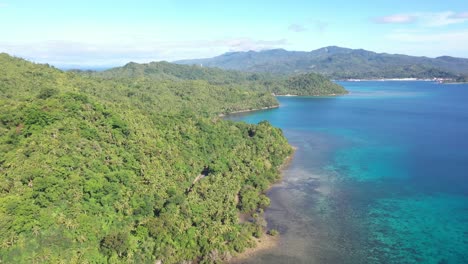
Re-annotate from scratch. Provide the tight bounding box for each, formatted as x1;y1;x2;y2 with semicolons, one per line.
228;81;468;264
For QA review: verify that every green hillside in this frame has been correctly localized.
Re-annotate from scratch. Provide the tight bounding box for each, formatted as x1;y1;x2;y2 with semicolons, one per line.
85;61;253;85
0;53;292;263
270;72;348;96
81;60;347;96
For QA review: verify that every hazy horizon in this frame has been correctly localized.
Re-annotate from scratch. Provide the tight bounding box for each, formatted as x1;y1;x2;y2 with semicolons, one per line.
46;46;468;71
1;0;468;68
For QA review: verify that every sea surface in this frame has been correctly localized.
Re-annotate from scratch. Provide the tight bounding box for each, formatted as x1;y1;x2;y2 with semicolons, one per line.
227;81;468;264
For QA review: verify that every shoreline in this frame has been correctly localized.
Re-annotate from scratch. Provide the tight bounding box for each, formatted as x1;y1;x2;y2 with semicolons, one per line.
230;233;280;263
442;82;468;85
230;146;297;263
278;145;297;172
336;78;444;82
220;90;351;118
219;105;280;117
337;78;468;84
275;93;346;97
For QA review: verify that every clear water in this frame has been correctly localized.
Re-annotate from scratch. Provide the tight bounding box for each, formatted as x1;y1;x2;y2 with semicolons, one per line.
227;81;468;264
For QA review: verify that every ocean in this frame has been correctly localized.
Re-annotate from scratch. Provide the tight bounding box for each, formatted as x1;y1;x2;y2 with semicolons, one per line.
227;81;468;264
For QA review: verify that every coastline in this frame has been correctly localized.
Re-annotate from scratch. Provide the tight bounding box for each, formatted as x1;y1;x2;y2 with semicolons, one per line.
221;92;351;119
278;145;297;171
230;146;297;263
336;78;443;82
219;105;280;117
275;93;345;97
221;91;350;119
337;78;468;84
442;82;468;85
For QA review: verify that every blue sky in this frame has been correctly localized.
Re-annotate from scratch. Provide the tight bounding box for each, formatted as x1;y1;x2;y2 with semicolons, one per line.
1;0;468;67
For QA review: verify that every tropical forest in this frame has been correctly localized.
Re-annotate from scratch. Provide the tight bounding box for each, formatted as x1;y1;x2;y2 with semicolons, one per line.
0;53;343;263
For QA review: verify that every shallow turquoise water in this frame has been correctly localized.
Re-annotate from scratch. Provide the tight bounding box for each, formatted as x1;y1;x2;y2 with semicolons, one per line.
228;81;468;264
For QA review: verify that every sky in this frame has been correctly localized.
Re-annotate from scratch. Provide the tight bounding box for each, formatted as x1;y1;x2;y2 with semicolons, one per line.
1;0;468;68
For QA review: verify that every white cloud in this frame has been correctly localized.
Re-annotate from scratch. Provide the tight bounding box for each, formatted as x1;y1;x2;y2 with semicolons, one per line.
289;20;329;34
313;20;329;33
374;11;468;27
374;14;417;24
385;30;468;57
388;30;468;43
453;12;468;19
423;11;468;26
222;38;288;51
288;24;307;32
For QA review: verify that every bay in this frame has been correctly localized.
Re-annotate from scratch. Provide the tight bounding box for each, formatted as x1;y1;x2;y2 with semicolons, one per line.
227;81;468;264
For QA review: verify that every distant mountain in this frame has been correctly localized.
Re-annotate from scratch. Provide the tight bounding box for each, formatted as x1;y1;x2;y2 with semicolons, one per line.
175;46;468;80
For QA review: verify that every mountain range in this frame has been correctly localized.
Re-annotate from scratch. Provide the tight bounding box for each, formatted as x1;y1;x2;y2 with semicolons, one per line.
175;46;468;80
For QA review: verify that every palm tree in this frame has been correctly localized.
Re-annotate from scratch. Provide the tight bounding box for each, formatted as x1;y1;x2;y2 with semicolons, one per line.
32;226;41;237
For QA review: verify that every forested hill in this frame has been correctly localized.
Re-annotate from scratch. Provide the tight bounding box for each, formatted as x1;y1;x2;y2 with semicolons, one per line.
279;72;348;96
80;60;347;96
84;60;257;85
0;53;293;263
175;46;468;80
